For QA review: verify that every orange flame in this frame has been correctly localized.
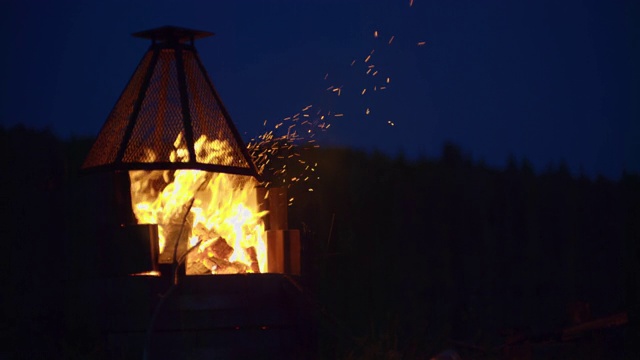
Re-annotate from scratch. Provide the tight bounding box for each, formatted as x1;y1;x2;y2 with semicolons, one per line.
129;134;267;274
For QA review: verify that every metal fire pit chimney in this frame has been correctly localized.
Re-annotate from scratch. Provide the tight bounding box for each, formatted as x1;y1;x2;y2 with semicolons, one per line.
81;26;299;276
82;25;259;177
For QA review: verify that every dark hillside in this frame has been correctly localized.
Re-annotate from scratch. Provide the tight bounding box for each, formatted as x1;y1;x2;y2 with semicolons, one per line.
2;126;637;358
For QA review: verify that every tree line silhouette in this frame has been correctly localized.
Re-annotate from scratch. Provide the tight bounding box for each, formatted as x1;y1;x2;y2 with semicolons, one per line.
2;125;637;358
288;144;638;357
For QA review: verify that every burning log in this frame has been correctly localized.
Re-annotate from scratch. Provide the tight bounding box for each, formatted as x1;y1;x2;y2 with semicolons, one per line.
246;246;260;273
186;233;261;274
210;257;250;275
207;237;234;260
82;26;300;278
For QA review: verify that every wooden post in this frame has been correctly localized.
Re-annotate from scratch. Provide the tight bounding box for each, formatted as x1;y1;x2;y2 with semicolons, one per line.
266;230;301;275
256;186;288;231
258;186;300;274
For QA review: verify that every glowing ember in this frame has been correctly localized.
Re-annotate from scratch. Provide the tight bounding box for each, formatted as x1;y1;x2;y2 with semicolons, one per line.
130;133;268;274
245;2;428;200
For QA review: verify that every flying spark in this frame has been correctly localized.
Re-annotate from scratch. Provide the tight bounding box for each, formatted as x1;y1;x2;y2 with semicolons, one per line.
248;5;414;206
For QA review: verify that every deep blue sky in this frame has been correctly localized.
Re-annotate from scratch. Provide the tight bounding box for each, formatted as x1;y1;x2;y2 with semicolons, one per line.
1;0;638;179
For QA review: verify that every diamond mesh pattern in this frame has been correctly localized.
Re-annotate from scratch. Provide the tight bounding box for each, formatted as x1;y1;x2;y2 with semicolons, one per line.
82;51;153;168
122;49;188;163
82;41;258;178
184;50;249;168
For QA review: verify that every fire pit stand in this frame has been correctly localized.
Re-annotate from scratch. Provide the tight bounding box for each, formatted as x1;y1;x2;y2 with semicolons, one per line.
80;26;312;359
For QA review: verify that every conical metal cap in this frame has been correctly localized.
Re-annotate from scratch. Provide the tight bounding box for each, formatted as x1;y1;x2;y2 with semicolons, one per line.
82;26;260;179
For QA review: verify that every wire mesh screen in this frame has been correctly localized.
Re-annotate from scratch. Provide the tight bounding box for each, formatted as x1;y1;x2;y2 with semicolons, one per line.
122;48;187;164
82;37;259;178
184;50;247;168
82;51;154;169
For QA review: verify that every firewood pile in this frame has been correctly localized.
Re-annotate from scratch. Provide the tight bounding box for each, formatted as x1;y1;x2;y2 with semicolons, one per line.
186;224;260;274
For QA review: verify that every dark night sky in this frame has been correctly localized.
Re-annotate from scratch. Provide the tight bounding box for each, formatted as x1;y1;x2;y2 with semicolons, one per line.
1;0;638;179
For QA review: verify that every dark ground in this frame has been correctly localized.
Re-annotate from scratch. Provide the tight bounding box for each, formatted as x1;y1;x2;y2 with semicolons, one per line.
1;125;639;359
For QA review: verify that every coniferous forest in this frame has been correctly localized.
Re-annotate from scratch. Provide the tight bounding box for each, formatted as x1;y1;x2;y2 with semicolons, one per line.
2;125;639;359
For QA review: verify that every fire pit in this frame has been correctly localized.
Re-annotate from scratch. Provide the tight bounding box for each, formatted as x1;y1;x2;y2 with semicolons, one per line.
82;25;299;277
81;26;311;359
